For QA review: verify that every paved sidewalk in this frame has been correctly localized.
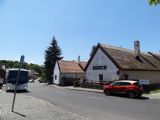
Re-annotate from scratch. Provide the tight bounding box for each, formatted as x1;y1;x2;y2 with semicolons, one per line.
0;91;90;120
143;92;160;100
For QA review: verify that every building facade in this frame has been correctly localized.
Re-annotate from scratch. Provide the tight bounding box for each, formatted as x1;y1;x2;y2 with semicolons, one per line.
53;60;87;86
85;42;160;85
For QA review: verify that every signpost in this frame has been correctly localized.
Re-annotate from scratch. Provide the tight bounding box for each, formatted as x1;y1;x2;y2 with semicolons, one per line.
11;55;25;112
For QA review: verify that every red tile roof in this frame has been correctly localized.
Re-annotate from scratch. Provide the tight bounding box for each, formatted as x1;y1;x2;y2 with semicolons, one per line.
79;61;87;70
58;60;85;74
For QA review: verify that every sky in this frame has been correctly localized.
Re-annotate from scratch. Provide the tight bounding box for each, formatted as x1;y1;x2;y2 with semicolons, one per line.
0;0;160;65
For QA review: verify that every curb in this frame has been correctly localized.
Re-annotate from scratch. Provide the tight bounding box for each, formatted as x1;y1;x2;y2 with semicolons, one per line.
49;85;104;94
65;88;103;94
49;85;65;89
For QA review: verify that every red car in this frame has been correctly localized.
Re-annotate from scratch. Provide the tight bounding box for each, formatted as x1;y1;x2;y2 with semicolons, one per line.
103;80;144;98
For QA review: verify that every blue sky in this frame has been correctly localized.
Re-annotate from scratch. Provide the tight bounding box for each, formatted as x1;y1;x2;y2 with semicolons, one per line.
0;0;160;65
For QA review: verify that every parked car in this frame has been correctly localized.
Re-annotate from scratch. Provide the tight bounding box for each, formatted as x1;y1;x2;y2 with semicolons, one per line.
103;80;144;98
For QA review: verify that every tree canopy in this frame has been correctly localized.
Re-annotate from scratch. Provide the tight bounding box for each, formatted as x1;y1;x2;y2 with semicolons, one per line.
0;60;44;76
149;0;160;5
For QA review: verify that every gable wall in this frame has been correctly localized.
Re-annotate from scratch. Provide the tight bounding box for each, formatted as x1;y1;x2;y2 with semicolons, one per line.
53;61;60;84
86;48;119;82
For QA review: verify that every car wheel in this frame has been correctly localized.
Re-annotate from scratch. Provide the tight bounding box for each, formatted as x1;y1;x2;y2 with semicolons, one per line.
104;89;111;96
128;92;135;98
136;94;142;98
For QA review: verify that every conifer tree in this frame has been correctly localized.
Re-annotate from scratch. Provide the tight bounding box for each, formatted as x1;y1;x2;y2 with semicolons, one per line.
90;45;96;57
44;36;63;84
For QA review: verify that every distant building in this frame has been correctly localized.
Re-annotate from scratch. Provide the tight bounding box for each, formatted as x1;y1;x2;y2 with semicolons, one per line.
85;41;160;85
28;70;39;79
53;60;87;86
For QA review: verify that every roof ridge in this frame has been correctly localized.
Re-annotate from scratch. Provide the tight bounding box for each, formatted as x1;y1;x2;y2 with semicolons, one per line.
100;44;134;53
100;43;153;56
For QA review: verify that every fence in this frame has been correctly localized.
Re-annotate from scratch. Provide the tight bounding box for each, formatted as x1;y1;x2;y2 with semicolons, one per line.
74;81;113;90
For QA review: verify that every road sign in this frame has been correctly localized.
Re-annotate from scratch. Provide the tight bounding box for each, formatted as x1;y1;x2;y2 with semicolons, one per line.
139;80;150;85
20;55;25;65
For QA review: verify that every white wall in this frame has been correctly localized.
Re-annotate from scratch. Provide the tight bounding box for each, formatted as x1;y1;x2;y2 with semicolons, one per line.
53;61;60;84
120;70;160;84
86;48;119;82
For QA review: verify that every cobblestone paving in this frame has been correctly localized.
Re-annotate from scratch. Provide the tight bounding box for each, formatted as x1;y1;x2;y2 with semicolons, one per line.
0;91;90;120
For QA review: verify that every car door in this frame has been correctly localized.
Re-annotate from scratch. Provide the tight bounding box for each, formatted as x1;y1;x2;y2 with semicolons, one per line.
118;82;130;92
111;82;121;92
112;82;129;92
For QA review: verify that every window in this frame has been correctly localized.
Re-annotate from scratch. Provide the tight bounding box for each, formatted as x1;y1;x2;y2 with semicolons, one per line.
55;75;57;80
120;82;131;86
123;74;129;80
93;66;107;70
111;82;131;86
111;82;121;86
99;74;103;82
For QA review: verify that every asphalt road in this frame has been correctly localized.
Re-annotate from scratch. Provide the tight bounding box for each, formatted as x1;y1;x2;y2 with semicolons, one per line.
24;81;160;120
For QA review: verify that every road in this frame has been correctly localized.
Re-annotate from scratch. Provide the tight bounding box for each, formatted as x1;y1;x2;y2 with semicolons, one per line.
24;81;160;120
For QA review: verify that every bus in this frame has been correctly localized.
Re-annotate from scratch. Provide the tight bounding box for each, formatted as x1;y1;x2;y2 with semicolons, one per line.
6;68;29;91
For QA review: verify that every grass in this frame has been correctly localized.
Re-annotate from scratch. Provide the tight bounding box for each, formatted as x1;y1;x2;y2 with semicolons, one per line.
150;89;160;94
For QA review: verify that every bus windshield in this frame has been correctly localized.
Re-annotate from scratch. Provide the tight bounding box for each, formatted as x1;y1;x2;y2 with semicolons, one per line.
7;70;29;84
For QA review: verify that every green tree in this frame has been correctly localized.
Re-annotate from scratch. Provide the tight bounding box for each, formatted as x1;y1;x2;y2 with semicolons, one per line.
90;45;96;57
44;36;63;84
149;0;160;5
0;60;43;77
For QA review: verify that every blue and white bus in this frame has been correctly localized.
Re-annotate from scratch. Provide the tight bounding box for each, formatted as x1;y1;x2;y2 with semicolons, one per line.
6;68;29;91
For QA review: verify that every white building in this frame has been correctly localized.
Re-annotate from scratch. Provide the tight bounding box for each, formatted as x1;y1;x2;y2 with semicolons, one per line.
53;60;87;86
85;41;160;85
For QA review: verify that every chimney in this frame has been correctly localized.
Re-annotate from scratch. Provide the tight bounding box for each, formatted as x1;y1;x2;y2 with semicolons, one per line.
78;55;80;63
134;40;140;55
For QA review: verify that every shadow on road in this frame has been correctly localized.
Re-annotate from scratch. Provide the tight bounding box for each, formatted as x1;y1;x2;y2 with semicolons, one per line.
6;90;30;93
108;93;149;100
